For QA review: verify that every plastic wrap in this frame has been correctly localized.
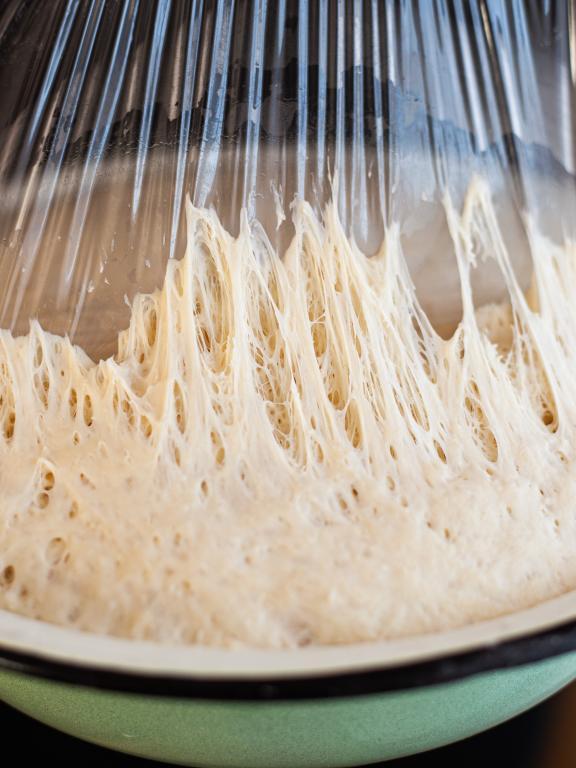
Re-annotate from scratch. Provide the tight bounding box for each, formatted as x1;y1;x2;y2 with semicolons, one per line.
0;0;574;359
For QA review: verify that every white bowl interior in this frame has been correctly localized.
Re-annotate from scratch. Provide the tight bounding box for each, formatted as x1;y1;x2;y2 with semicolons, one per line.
1;588;576;680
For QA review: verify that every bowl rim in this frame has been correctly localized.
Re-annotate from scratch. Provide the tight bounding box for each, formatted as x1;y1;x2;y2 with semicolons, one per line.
1;590;576;699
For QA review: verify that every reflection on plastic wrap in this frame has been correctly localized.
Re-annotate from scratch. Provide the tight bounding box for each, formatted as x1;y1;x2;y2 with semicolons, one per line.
0;0;574;358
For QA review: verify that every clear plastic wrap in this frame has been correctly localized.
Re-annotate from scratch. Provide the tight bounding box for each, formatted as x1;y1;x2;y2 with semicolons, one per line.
0;0;574;357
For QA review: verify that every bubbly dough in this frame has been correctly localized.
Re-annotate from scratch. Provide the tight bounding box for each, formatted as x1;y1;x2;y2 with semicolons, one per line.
1;180;576;648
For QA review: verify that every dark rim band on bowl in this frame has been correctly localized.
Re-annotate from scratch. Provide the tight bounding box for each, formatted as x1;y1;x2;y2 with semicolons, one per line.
1;618;576;700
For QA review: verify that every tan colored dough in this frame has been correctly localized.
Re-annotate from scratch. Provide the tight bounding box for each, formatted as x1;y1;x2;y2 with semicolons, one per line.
1;180;576;647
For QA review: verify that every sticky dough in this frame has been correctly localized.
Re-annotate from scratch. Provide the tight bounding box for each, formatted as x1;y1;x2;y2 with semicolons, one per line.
1;180;576;648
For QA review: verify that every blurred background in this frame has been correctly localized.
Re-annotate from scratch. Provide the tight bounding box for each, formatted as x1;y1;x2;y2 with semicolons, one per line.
3;681;576;766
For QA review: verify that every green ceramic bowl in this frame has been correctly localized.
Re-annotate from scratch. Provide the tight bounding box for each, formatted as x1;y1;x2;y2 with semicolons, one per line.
2;591;576;766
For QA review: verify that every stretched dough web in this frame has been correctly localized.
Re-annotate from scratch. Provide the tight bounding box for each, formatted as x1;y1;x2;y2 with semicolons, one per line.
0;180;575;647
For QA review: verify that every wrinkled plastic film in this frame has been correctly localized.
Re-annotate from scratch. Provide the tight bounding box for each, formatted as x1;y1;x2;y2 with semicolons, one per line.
0;0;574;359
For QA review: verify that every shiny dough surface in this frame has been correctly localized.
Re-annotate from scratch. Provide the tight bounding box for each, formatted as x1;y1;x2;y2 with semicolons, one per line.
1;181;576;647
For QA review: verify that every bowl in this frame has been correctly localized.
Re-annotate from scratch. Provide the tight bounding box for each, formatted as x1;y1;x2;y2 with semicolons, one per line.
2;591;576;766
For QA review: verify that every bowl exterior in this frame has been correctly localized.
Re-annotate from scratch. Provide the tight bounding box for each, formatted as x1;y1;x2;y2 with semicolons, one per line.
1;653;576;767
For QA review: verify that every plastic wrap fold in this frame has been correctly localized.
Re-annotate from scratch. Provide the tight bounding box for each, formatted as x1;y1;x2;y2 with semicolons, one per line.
0;0;574;357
